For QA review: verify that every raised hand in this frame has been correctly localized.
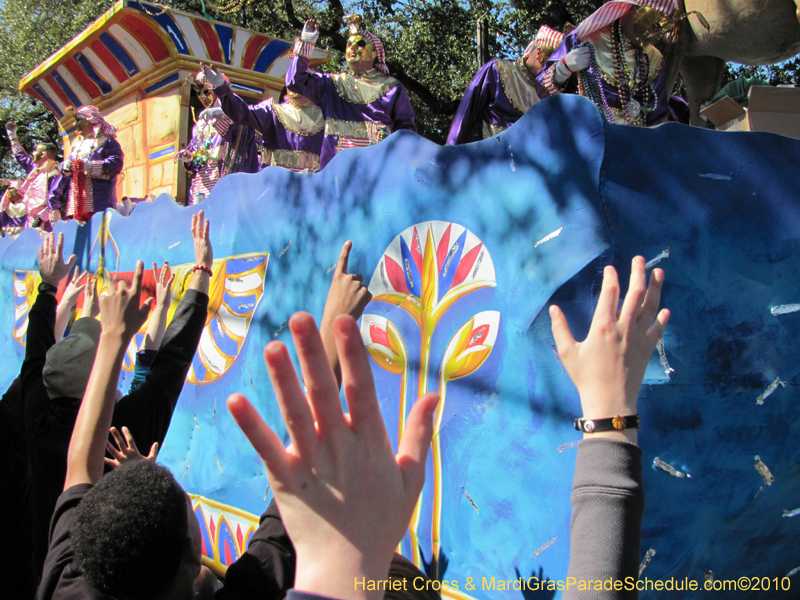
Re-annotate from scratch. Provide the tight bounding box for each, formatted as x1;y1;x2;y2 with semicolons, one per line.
192;209;213;270
104;426;158;469
5;122;17;139
153;261;175;308
98;261;153;339
174;148;193;163
323;241;372;322
301;18;320;43
55;268;87;340
83;275;99;319
60;268;87;308
550;256;669;441
38;233;77;287
202;64;227;89
228;314;438;600
320;241;372;386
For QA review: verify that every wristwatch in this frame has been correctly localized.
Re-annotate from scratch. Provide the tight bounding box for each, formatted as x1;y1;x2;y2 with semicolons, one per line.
574;414;640;433
37;281;58;295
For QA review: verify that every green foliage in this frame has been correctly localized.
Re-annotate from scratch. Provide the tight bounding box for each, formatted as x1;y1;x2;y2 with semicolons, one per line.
0;0;116;179
726;58;800;87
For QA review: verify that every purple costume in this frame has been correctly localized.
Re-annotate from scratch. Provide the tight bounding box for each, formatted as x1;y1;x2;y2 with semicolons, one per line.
216;83;323;173
11;140;68;231
183;103;258;204
286;51;416;170
447;59;547;145
62;136;124;220
539;29;670;126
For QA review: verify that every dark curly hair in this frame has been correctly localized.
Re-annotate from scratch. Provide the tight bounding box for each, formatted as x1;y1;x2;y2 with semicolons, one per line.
71;460;189;599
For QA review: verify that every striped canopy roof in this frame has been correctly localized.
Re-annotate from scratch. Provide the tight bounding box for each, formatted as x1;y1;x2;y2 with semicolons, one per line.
19;1;330;120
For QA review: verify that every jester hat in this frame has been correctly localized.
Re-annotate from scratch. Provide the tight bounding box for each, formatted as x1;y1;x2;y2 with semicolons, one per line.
574;0;679;40
524;25;566;56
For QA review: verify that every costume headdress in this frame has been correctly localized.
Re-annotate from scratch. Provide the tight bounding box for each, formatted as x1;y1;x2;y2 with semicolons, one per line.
524;25;566;56
346;15;389;75
74;105;117;139
574;0;678;40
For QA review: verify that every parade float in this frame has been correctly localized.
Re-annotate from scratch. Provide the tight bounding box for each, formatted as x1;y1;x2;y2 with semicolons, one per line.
17;0;329;203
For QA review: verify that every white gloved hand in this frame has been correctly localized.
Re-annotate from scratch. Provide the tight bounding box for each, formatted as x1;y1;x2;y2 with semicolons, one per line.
5;122;17;140
202;65;227;89
199;107;224;121
174;149;193;163
553;46;593;85
301;18;320;44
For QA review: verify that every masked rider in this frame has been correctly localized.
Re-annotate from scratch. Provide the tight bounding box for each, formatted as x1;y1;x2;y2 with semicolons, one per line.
174;69;258;204
538;0;678;126
5;122;68;231
202;65;324;174
286;15;416;170
448;25;565;145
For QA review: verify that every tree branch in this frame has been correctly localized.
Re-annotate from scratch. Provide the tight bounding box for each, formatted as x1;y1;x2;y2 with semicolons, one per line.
386;60;459;116
283;0;304;30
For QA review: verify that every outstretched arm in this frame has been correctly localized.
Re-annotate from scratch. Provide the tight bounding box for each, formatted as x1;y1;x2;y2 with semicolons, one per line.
550;256;669;445
142;261;174;351
551;256;669;598
22;234;77;399
64;262;152;489
110;210;213;452
320;241;372;388
228;313;438;600
285;19;328;107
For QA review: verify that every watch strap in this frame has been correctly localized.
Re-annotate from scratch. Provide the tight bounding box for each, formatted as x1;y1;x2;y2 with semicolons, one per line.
574;414;640;433
38;281;59;295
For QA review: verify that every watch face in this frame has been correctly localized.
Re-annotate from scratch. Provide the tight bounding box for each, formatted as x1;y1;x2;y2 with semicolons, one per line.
583;420;595;433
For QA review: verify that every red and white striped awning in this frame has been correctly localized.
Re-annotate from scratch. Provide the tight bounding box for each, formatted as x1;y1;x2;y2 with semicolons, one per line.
19;1;329;120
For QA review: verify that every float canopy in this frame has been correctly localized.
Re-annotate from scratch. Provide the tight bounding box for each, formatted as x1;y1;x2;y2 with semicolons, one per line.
17;1;330;201
18;0;330;121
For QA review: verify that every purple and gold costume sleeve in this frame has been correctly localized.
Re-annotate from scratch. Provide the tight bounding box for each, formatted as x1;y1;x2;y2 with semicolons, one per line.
46;175;68;214
390;84;417;133
87;138;124;178
285;55;332;109
217;83;277;143
12;140;36;175
447;61;500;145
537;32;580;97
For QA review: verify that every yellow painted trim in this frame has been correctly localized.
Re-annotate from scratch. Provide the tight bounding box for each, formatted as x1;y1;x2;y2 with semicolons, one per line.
20;1;330;93
19;1;126;89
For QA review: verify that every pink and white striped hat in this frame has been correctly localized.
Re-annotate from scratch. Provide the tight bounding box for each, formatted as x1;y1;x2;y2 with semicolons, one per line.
346;15;389;75
360;30;389;75
524;25;566;55
75;105;117;139
574;0;678;40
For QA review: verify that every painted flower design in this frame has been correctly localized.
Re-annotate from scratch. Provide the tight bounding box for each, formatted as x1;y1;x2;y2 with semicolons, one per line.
369;221;496;326
360;314;406;376
366;221;499;582
441;312;500;382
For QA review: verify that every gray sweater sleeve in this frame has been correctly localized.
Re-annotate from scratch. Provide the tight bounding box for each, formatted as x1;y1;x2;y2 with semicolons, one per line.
563;439;644;600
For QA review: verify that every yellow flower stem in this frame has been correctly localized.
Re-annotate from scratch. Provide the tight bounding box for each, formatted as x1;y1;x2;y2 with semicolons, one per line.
430;371;449;580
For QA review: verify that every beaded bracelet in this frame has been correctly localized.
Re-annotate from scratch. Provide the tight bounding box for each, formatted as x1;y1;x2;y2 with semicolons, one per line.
192;265;213;276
